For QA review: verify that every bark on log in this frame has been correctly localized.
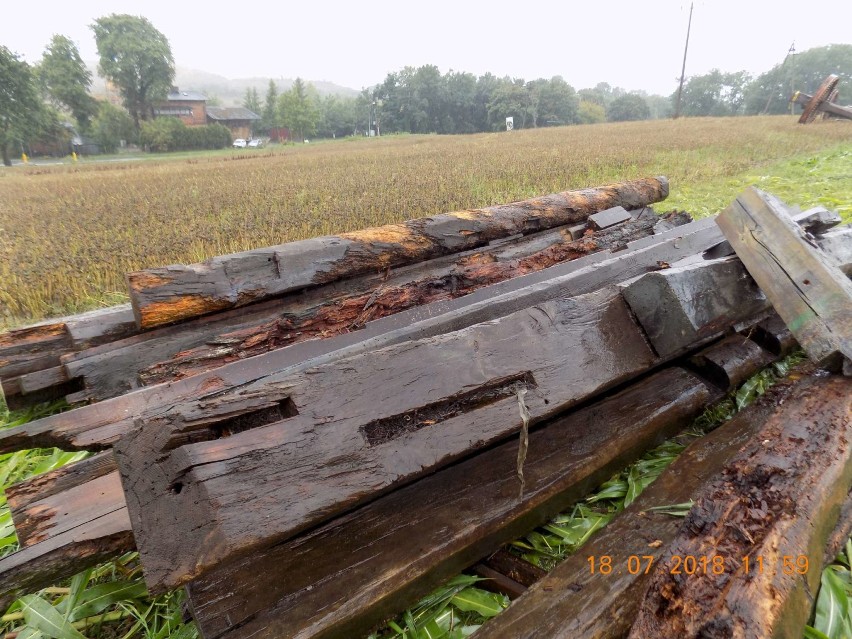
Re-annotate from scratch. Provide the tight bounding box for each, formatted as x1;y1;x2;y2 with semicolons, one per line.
628;374;852;639
65;209;677;402
126;177;670;328
0;219;724;455
184;366;719;639
717;188;852;368
472;368;824;639
117;285;663;593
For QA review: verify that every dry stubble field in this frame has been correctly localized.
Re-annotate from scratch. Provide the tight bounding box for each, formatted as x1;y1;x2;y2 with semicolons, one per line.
1;115;851;327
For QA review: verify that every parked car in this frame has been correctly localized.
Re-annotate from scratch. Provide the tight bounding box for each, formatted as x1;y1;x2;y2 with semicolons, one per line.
232;139;247;148
248;138;264;148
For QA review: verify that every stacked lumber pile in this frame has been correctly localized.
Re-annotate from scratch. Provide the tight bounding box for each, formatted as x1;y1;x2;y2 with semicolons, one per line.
1;178;850;639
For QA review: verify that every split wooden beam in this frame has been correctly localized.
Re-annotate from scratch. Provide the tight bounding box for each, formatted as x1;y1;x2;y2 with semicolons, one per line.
63;208;677;402
473;368;843;639
629;373;852;638
0;218;725;455
126;177;670;328
717;187;852;369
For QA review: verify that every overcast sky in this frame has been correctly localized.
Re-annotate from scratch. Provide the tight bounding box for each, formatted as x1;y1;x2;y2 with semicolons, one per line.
4;0;851;95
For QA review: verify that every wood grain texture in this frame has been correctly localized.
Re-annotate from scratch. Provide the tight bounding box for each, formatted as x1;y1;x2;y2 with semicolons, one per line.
629;374;852;639
127;177;670;328
0;219;724;455
185;366;718;639
717;188;852;368
65;209;672;402
473;369;822;639
117;285;661;593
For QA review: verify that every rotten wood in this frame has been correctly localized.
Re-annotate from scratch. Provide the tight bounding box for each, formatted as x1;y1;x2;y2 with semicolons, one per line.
472;368;825;639
717;187;852;368
126;177;670;328
629;374;852;639
184;366;720;639
117;285;664;593
0;218;725;455
65;209;679;402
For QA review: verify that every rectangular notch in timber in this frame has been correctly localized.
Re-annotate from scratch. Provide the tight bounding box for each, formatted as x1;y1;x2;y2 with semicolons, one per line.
192;399;300;444
360;372;536;446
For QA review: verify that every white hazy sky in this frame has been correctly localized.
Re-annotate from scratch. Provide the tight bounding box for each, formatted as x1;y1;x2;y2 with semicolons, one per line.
3;1;851;95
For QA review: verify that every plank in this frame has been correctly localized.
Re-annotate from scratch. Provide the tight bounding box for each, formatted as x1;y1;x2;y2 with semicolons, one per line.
717;187;852;368
185;366;720;639
0;509;132;613
588;206;631;230
117;285;664;592
472;368;826;639
126;177;670;328
64;209;670;402
629;374;852;638
0;218;725;454
620;255;770;358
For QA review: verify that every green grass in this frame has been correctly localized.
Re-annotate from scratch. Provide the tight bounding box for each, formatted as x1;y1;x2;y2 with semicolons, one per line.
1;118;850;637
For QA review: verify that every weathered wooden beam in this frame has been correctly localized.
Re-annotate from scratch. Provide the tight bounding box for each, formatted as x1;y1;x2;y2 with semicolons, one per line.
628;374;852;638
717;188;852;368
818;225;852;276
65;209;676;402
620;256;770;358
117;285;664;593
184;366;720;639
687;334;775;390
0;218;724;454
126;177;670;328
472;368;827;639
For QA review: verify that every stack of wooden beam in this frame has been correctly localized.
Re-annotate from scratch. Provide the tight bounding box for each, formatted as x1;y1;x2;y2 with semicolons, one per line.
1;178;850;638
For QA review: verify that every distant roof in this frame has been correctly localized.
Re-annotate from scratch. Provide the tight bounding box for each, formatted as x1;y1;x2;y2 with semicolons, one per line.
206;106;261;121
167;90;208;102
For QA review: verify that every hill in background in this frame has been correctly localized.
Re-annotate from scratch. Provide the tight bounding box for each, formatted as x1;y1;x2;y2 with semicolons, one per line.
87;62;360;105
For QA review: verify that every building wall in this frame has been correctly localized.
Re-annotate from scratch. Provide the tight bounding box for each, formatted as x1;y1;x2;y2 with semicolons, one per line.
161;100;207;126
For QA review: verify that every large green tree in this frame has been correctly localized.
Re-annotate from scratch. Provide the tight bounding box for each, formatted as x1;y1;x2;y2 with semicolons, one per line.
91;102;135;152
675;69;751;117
0;46;49;166
260;80;279;134
279;78;319;142
38;35;98;130
91;14;174;129
607;93;651;122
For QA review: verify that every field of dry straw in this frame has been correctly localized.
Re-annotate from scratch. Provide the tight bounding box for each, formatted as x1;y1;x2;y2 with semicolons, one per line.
1;115;851;327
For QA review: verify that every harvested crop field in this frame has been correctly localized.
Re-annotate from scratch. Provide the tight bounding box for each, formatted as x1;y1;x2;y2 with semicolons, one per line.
1;115;851;326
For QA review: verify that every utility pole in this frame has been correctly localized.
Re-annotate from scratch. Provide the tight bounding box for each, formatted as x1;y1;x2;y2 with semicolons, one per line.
762;42;796;115
673;2;694;119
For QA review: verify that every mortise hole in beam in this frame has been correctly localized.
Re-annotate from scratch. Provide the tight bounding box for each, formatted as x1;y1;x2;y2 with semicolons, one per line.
360;372;536;446
208;398;300;440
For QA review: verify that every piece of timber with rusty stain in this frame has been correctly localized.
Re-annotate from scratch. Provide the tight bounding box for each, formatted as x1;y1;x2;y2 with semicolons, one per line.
473;367;847;639
717;187;852;369
0;218;725;455
628;373;852;639
63;208;683;403
126;177;670;329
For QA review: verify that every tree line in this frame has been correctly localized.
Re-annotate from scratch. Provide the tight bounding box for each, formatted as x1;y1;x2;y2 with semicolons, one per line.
1;11;851;164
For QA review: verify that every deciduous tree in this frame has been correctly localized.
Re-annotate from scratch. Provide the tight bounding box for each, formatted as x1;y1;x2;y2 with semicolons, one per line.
91;14;174;130
38;35;98;130
0;46;48;166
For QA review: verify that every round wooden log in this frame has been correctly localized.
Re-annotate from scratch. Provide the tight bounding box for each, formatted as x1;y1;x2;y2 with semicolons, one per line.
126;177;670;328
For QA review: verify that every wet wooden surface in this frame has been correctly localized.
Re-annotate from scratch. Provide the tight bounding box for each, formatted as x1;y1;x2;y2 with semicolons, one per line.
127;177;670;328
717;188;852;368
629;374;852;639
185;366;718;639
64;210;671;402
473;370;823;639
117;285;662;593
0;219;724;455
